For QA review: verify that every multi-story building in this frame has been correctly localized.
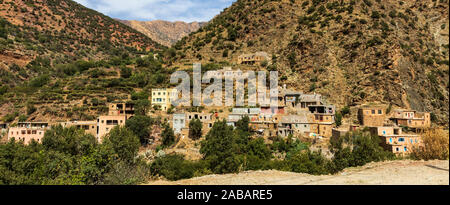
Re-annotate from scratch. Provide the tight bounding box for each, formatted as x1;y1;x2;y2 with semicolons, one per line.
7;122;49;144
369;126;422;155
389;109;431;129
96;115;127;142
237;52;270;65
108;102;135;118
172;113;187;134
358;106;386;127
151;88;177;111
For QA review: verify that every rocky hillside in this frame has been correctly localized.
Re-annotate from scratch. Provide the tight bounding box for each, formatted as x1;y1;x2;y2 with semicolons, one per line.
0;0;171;124
173;0;449;125
120;20;205;47
0;0;163;82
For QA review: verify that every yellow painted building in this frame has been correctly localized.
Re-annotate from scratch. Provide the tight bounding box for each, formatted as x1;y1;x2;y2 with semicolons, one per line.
151;88;177;111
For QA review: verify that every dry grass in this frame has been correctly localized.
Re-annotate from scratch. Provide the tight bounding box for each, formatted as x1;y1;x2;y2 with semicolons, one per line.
411;129;449;160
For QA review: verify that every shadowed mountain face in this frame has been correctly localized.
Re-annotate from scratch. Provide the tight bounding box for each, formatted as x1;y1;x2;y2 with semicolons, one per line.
172;0;449;125
119;20;205;47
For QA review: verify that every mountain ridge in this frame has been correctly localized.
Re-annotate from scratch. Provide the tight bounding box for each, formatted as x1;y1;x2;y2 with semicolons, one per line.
119;19;206;47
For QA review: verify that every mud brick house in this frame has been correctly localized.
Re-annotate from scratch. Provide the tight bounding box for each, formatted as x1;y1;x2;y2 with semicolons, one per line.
358;105;387;127
96;115;127;142
237;52;270;65
299;93;323;109
369;126;422;155
283;90;302;108
7;122;49;145
278;112;311;137
389;109;431;129
108;102;135;118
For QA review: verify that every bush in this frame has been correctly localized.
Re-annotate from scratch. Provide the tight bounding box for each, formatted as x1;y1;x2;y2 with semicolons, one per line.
335;112;343;127
125;115;154;145
410;129;449;160
150;154;206;181
329;130;394;173
29;75;50;88
161;124;175;148
188;119;202;140
103;126;140;162
120;66;132;79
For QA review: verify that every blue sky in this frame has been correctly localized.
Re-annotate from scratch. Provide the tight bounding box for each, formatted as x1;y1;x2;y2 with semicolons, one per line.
73;0;236;22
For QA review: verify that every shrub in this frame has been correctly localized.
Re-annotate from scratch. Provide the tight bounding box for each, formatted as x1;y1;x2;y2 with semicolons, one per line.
329;130;394;173
150;154;206;181
120;66;132;79
103;126;140;162
410;129;449;160
335;112;343;127
188;119;202;140
161;124;175;148
125;115;154;145
29;75;50;88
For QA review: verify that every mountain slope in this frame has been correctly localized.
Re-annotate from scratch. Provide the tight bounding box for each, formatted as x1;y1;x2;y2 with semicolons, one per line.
0;0;164;73
0;0;171;123
119;20;205;47
173;0;449;125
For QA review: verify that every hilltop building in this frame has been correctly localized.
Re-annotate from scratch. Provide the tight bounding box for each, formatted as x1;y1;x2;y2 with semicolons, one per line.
237;52;270;65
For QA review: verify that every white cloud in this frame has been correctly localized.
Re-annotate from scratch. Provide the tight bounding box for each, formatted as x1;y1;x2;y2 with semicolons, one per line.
73;0;235;22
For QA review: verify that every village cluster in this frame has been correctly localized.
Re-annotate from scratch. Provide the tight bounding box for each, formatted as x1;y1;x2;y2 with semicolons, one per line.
0;52;432;156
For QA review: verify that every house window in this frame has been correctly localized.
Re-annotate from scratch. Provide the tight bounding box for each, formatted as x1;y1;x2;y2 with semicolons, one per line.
399;138;405;142
378;110;382;114
371;110;375;114
404;147;407;152
389;138;393;143
396;147;399;152
383;130;386;135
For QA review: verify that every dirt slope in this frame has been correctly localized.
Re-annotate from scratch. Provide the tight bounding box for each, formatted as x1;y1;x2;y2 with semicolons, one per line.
146;160;449;185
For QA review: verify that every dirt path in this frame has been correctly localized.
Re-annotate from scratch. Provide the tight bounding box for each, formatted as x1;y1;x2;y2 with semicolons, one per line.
146;160;449;185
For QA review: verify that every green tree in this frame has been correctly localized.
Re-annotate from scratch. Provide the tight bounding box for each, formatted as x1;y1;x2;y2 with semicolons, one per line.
335;112;343;127
200;120;242;174
125;115;154;144
161;124;175;148
103;126;140;163
188;119;202;140
120;66;132;78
